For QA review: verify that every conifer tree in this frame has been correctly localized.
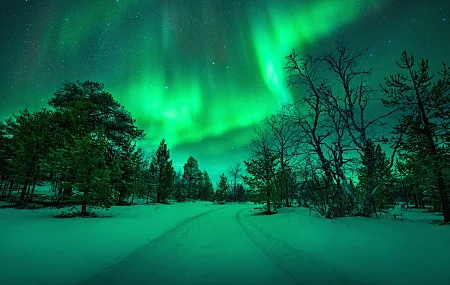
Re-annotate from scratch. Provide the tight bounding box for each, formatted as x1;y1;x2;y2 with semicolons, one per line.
243;127;279;214
0;122;12;195
183;156;201;200
6;109;53;204
69;132;115;216
151;139;175;203
199;170;214;201
215;173;228;204
243;153;278;214
357;140;394;216
173;169;186;202
381;52;450;222
48;81;144;168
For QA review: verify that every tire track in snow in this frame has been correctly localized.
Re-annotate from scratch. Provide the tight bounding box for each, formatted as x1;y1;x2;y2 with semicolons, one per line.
79;206;226;285
236;208;363;285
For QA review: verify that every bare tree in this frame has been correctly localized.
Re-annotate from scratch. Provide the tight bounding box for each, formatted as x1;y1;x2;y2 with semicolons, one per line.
285;39;404;217
228;162;241;202
285;52;350;218
264;105;301;207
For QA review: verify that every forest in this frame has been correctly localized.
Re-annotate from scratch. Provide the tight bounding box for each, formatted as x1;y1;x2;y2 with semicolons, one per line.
0;41;449;223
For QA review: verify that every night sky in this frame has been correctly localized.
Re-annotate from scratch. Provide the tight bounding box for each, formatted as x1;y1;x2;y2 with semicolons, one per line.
1;0;449;183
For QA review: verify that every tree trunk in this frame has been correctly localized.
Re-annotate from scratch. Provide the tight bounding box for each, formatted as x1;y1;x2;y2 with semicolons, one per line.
1;180;7;195
19;183;28;205
416;88;450;222
28;182;37;202
81;203;87;216
436;171;450;222
8;181;14;196
413;194;418;208
266;185;271;214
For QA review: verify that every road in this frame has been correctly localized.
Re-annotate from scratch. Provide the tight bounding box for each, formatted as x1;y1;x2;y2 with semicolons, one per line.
80;204;361;285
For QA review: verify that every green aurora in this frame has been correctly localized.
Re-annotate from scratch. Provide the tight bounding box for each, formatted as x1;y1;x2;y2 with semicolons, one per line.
1;0;448;182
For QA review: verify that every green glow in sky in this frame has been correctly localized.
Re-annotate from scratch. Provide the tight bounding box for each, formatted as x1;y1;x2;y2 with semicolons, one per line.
1;0;448;181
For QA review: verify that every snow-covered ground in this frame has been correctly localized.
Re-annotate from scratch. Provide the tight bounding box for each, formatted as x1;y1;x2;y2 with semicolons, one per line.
0;201;223;285
245;207;450;285
0;201;449;285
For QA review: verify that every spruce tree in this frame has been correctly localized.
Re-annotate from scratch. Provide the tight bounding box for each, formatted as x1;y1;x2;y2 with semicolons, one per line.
183;156;201;200
173;170;187;202
151;139;175;203
215;174;228;204
199;170;214;201
243;151;278;214
358;141;394;216
68;132;115;216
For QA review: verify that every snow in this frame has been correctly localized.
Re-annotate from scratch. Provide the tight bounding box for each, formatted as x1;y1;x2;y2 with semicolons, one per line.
1;202;449;285
0;201;221;285
245;207;450;285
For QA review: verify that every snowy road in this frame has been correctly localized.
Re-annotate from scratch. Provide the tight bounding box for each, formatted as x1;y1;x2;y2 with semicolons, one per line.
80;204;360;285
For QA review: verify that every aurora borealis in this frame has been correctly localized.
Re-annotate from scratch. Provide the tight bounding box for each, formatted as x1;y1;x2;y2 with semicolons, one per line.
1;0;449;182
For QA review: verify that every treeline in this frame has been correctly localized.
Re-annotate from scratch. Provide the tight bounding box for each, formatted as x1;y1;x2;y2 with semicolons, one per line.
214;163;247;205
241;40;450;222
0;81;215;216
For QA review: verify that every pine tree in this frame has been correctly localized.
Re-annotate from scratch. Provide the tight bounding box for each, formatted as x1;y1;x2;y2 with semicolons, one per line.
6;109;53;204
183;156;201;200
48;81;144;149
67;132;115;216
173;170;187;202
242;151;278;214
358;141;394;216
199;170;214;201
151;139;175;203
215;174;228;204
381;52;450;222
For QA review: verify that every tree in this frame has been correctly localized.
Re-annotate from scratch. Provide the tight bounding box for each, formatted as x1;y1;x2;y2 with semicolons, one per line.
43;81;145;208
183;156;201;200
264;105;300;207
0;122;13;195
114;142;143;205
215;174;228;204
242;127;278;214
70;133;116;215
6;109;53;204
285;51;351;218
228;163;242;202
357;140;395;216
151;139;175;203
48;81;144;149
381;52;450;222
320;40;403;216
173;169;187;202
199;170;214;201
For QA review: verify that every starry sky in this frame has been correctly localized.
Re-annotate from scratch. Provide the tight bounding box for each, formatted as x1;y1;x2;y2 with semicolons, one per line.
0;0;448;184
